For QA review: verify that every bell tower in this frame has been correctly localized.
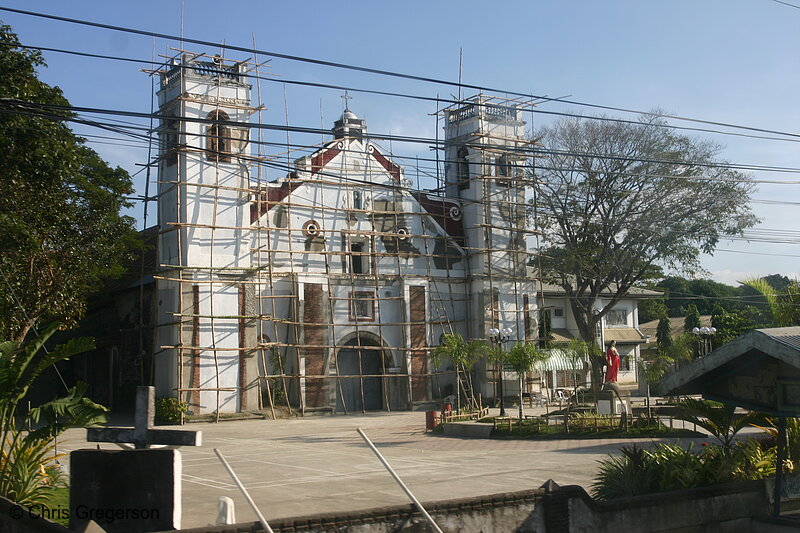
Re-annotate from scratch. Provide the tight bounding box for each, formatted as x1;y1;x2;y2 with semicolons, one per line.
443;95;535;395
154;54;256;414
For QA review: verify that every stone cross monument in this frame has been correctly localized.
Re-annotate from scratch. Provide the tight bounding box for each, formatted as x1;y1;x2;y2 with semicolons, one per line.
70;387;202;532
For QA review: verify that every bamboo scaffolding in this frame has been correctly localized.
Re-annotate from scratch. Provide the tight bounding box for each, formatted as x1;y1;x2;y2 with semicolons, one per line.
152;52;538;415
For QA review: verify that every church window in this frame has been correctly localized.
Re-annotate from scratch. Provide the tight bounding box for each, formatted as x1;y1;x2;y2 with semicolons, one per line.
606;309;628;326
349;241;370;274
353;190;363;210
350;291;376;321
207;110;231;163
496;155;512;187
456;147;470;190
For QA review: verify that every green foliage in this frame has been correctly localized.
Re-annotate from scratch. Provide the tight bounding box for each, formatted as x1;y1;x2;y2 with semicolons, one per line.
505;342;546;374
593;442;748;500
593;435;788;501
674;398;762;451
683;304;701;333
638;299;668;324
0;324;107;506
731;439;776;480
537;309;552;348
155;397;188;425
432;334;489;410
432;333;487;371
592;445;659;499
0;24;139;341
710;308;753;346
656;315;672;349
658;276;745;317
753;417;800;469
742;277;800;327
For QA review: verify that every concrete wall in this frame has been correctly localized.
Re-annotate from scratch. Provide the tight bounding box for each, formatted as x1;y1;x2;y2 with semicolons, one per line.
535;480;769;533
175;490;544;533
169;478;790;533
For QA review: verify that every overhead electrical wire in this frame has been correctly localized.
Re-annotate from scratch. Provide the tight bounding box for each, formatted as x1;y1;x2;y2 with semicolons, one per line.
2;5;800;143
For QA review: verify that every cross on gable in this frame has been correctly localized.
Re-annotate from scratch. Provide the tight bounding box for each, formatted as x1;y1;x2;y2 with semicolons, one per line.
87;386;202;449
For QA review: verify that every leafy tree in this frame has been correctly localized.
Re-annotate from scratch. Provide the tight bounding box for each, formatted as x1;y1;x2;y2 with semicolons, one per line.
505;341;547;419
710;308;752;346
533;113;757;390
0;24;138;341
656;276;746;317
638;298;668;324
683;304;701;333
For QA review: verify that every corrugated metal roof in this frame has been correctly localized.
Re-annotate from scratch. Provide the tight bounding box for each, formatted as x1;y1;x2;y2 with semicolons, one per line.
604;327;648;344
550;329;575;343
758;327;800;351
534;349;586;372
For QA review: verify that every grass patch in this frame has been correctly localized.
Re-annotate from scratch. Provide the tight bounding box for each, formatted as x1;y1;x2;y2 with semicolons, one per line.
37;485;70;527
483;415;702;440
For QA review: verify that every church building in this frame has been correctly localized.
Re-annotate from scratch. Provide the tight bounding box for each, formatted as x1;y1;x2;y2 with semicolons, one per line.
153;54;537;414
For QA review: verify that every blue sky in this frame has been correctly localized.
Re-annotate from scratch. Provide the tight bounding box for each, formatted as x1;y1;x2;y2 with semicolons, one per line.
2;0;798;286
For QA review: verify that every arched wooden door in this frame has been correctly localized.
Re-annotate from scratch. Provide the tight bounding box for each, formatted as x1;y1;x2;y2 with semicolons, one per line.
336;338;383;412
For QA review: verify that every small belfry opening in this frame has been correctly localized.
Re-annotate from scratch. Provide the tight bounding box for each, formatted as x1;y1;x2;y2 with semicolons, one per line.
206;110;231;162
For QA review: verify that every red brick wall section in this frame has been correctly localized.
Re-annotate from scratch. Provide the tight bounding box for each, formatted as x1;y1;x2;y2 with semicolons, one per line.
303;283;326;407
238;285;248;411
409;286;428;401
191;285;201;414
524;294;532;341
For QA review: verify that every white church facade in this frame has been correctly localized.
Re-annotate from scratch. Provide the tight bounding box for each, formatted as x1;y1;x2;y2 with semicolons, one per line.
152;55;537;414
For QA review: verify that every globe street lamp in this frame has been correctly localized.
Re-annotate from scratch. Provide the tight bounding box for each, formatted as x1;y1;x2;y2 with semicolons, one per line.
691;326;717;357
488;327;513;416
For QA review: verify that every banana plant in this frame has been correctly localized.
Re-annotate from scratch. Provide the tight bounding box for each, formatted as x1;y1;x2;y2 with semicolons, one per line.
0;324;108;506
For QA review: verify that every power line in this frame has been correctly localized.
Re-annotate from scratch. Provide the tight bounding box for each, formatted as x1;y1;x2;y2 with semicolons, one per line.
3;5;800;143
6;97;800;183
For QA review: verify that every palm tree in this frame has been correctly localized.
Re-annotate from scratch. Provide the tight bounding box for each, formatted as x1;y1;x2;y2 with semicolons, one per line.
742;277;800;327
674;397;761;452
431;333;487;412
506;342;548;419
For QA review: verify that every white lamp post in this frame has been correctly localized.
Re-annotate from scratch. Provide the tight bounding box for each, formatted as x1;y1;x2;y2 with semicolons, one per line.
488;327;513;416
691;326;717;356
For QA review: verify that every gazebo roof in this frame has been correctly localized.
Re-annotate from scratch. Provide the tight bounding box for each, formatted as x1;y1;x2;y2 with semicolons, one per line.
654;327;800;415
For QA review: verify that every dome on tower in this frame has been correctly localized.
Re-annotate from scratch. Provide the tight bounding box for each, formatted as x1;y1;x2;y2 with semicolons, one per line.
332;108;366;139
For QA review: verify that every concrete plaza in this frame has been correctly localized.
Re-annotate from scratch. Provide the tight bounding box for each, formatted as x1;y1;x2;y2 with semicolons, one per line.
58;409;706;529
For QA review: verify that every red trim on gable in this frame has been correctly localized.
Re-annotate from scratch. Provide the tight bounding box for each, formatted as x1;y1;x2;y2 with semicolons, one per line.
410;191;465;245
371;147;401;182
311;146;340;175
250;181;299;223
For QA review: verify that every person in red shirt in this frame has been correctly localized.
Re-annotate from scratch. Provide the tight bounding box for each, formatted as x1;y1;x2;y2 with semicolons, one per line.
604;340;620;385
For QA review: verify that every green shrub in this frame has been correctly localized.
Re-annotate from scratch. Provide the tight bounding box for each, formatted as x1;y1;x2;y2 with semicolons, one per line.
593;438;783;500
155;397;188;425
0;324;107;507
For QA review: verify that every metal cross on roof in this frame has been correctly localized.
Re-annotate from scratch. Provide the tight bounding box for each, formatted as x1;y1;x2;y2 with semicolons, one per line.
341;90;352;111
87;386;202;450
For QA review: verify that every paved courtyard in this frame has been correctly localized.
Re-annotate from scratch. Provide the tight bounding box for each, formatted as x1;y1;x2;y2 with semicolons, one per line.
58;409;707;529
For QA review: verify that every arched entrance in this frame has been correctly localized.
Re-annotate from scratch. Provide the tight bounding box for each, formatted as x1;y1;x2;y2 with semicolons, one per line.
336;336;385;412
